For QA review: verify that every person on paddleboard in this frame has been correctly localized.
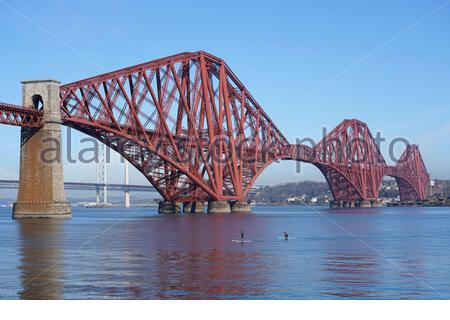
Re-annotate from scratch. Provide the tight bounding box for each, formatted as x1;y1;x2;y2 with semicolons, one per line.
284;232;289;240
240;230;244;240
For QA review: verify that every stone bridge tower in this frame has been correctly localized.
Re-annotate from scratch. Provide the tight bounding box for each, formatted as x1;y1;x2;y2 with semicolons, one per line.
13;80;71;218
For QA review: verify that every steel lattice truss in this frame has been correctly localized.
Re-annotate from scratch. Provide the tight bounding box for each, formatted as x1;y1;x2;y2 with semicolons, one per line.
290;119;430;202
59;51;289;201
0;102;43;128
308;119;387;201
0;52;431;202
386;145;430;201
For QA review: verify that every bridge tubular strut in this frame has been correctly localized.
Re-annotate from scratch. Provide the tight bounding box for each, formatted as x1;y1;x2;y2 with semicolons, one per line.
0;52;431;212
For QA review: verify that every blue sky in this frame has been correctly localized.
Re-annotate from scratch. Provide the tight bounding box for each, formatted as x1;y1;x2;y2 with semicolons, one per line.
0;0;449;186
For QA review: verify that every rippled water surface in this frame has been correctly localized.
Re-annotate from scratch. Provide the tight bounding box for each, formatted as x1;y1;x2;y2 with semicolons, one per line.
1;205;450;299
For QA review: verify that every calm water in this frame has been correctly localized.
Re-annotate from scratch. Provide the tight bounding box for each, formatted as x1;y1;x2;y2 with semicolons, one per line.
1;205;450;299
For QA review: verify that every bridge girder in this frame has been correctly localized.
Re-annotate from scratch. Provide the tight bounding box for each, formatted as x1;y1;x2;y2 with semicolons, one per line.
0;102;43;128
386;145;430;201
0;52;430;203
59;51;288;202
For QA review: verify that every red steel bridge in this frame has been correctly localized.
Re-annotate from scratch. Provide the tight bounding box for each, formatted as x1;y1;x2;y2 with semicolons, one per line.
0;51;429;205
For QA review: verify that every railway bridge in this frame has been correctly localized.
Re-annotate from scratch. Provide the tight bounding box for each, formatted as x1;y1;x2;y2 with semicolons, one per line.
0;51;429;217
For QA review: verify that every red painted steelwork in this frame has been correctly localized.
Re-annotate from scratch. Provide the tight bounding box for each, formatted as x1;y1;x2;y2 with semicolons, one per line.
304;119;387;202
0;52;430;202
0;102;43;128
288;119;429;202
386;145;430;201
60;51;289;202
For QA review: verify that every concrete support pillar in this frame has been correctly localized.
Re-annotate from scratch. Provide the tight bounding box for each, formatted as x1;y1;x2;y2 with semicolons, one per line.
13;80;71;219
158;201;177;214
330;200;340;208
183;201;204;213
207;200;231;214
359;200;372;208
230;201;251;213
95;187;101;205
124;191;130;208
124;159;130;208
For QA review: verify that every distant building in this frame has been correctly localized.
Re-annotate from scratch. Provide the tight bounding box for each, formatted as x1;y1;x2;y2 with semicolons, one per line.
429;179;449;197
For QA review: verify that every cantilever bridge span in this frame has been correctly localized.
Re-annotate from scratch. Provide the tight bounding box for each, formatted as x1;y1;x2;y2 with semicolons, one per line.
0;51;429;210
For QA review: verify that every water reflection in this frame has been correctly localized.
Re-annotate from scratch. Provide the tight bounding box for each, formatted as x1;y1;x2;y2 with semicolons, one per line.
318;208;428;298
1;206;438;299
319;209;381;298
323;255;379;298
153;249;268;299
17;220;63;299
132;215;270;299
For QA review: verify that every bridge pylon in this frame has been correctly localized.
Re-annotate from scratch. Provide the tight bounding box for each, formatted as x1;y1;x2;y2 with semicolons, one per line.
13;80;71;218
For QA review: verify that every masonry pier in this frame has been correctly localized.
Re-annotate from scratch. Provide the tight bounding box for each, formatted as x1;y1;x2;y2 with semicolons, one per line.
158;201;182;214
359;200;372;208
230;201;251;213
13;80;71;219
207;200;231;214
183;202;204;213
330;200;340;208
329;199;376;208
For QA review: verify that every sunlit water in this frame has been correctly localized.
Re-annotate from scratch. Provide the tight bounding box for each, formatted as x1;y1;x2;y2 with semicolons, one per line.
1;205;450;299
